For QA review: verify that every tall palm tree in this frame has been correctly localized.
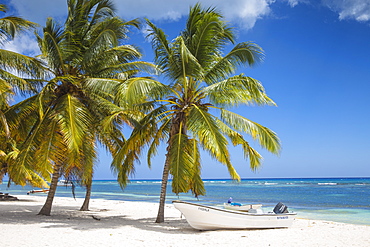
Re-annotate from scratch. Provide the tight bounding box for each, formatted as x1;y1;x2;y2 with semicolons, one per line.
13;0;157;215
0;4;45;185
112;3;281;223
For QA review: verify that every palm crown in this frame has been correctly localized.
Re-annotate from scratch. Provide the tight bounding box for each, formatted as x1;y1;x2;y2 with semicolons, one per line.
7;0;157;215
113;4;281;223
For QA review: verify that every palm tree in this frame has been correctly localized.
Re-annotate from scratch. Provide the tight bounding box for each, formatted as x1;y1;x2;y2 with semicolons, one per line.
112;3;281;223
0;4;45;185
13;0;157;215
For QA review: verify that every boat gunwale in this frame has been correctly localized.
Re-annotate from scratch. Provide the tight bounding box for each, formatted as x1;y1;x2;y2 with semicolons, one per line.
172;200;297;216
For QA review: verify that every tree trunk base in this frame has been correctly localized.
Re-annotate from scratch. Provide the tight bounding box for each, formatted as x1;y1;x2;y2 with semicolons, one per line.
155;216;164;223
80;204;90;211
38;206;51;216
80;180;92;211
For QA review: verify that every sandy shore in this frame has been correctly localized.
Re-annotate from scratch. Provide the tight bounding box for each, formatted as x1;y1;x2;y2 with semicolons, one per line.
0;195;369;247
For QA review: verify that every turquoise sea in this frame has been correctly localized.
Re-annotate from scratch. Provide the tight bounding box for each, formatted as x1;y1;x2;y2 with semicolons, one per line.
1;177;369;226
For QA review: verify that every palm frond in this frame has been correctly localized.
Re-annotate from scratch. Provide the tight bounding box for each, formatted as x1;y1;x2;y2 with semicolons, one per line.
7;148;49;187
115;77;169;106
215;118;263;170
147;116;170;167
173;36;203;82
111;108;159;187
204;42;264;83
53;94;92;157
145;19;173;73
69;131;97;183
169;130;194;194
37;17;67;74
182;3;235;71
83;77;120;98
11;104;55;187
87;0;116;25
5;95;39;139
35;119;62;180
0;15;37;44
0;49;46;80
187;105;240;180
109;61;158;76
188;105;228;162
187;138;205;197
220;109;281;155
204;74;276;107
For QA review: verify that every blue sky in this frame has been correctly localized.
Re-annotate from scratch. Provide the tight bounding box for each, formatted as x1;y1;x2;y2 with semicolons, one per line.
3;0;370;180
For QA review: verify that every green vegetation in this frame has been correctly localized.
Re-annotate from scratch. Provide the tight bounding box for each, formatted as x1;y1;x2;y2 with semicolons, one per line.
0;1;280;221
112;3;280;223
0;3;45;186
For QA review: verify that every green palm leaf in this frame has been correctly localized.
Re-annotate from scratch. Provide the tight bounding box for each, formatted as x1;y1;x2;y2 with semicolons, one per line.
36;18;67;74
53;94;91;157
204;42;264;83
145;19;173;74
147;116;170;167
187;105;240;180
0;14;37;44
187;138;205;197
215;118;263;170
169;131;194;194
220;109;280;154
204;74;276;106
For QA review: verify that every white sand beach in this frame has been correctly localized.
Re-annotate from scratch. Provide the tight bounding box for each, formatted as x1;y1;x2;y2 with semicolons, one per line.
0;195;369;247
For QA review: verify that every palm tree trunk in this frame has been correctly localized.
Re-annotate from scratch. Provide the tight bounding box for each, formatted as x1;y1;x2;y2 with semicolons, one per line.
155;115;183;223
38;164;60;216
80;179;92;211
155;156;171;223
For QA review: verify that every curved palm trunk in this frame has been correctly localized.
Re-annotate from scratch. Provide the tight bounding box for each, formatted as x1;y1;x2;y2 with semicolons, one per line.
155;156;171;223
80;179;92;211
156;115;184;223
38;164;60;216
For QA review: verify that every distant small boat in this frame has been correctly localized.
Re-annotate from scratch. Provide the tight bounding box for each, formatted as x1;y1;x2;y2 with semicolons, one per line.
57;180;73;186
223;202;263;212
27;189;49;195
173;200;296;230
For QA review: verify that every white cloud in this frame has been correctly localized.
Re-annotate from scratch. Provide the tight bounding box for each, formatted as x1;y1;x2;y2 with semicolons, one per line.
9;0;68;25
215;0;274;29
8;0;370;36
115;0;187;21
8;0;275;30
280;0;310;8
2;33;40;57
285;0;300;7
114;0;275;29
322;0;370;22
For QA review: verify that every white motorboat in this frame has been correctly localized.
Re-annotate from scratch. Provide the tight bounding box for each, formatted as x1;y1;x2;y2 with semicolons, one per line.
223;203;263;212
173;200;296;230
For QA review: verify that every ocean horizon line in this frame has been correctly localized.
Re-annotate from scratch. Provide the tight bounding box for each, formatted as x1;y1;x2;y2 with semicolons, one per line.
3;176;370;183
93;176;370;181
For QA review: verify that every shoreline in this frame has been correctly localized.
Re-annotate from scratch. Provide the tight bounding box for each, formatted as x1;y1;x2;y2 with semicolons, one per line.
0;195;369;246
2;177;370;226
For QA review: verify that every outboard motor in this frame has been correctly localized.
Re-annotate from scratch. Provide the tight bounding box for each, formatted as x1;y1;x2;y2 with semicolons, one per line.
273;202;289;214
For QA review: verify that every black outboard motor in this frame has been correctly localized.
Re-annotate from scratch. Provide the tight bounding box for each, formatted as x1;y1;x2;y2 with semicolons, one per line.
273;202;289;214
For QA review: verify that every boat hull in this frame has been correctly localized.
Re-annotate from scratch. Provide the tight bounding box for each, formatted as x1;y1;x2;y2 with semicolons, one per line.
173;200;296;230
